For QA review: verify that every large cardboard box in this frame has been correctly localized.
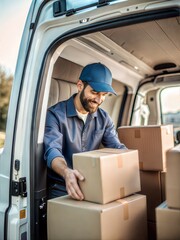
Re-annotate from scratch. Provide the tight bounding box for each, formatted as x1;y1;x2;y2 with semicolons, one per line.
139;171;166;221
48;194;147;240
156;201;180;240
166;144;180;209
73;148;140;204
118;125;174;171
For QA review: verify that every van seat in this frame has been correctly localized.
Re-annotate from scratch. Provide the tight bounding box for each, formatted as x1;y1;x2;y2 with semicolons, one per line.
48;78;77;107
101;93;123;129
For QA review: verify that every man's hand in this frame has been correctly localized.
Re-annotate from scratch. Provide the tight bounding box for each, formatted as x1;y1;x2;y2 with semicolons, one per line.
51;157;84;200
64;168;84;200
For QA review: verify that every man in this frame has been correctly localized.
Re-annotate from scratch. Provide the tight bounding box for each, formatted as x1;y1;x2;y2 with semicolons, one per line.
44;62;126;200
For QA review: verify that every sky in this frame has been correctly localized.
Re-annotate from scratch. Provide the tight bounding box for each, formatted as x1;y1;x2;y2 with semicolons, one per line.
0;0;32;75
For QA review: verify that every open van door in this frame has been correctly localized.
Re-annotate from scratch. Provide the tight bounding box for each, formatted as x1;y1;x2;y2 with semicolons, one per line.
1;0;180;239
0;1;51;239
0;1;39;239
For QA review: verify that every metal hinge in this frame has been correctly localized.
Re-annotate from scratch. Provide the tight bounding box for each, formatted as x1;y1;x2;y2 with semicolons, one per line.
12;177;27;197
97;0;109;8
30;23;35;30
53;1;66;17
66;9;76;16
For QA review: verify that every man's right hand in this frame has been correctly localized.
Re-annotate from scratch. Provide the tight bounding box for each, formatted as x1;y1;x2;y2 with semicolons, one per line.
51;157;84;200
63;168;84;201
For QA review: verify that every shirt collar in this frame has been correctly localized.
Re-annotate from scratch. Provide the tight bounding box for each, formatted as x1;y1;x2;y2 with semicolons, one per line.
67;94;98;118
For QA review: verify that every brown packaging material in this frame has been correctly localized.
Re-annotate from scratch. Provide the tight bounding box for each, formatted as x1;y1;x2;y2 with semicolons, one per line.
156;201;180;240
139;171;166;221
118;125;174;171
48;194;147;240
166;144;180;209
73;148;140;204
160;171;166;201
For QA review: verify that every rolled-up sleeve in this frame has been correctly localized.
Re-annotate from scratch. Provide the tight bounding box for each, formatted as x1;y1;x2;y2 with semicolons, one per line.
44;109;65;168
102;114;127;149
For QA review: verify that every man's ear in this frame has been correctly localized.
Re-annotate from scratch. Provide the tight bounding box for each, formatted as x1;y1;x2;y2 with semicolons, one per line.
77;80;84;92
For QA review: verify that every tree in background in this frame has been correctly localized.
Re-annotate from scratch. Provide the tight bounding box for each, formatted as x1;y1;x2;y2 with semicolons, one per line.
0;66;13;131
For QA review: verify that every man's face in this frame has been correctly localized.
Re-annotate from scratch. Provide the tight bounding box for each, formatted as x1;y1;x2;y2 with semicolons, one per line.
80;84;108;113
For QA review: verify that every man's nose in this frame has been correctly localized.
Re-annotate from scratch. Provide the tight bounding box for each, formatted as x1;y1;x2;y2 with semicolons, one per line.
95;94;104;104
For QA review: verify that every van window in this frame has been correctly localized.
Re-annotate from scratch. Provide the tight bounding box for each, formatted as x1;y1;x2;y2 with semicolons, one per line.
160;86;180;143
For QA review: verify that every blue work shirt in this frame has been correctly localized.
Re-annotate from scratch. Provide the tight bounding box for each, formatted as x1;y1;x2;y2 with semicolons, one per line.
44;94;126;184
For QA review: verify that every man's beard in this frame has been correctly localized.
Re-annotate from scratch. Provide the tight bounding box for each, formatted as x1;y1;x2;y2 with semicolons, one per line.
80;89;101;113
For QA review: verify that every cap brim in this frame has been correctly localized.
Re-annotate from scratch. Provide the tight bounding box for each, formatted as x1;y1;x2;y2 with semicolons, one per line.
88;81;117;95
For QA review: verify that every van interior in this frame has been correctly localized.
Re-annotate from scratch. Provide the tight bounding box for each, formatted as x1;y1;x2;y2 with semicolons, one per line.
33;13;180;239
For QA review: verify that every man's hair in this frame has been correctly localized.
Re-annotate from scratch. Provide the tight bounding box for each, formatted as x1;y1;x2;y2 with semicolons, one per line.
82;81;89;89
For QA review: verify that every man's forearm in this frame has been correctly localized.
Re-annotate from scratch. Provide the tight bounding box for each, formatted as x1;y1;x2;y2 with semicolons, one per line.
51;157;69;178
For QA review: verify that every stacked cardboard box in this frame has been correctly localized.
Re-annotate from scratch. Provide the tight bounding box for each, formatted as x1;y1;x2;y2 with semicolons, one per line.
166;145;180;209
118;125;174;171
48;149;148;240
48;194;147;240
118;125;174;240
156;144;180;240
73;149;141;204
139;171;166;222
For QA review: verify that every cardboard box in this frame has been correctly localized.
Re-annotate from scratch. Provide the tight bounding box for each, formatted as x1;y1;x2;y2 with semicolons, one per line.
48;194;147;240
166;144;180;209
73;148;140;204
156;201;180;240
118;125;174;171
139;171;166;221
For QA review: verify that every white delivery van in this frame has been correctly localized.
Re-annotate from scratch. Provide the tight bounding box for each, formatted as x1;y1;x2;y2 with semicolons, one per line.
0;0;180;239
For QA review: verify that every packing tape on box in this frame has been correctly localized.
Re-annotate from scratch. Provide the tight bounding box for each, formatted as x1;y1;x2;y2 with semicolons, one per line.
135;129;141;138
117;156;123;168
139;161;143;169
92;158;96;167
165;125;171;135
120;187;125;197
117;199;129;220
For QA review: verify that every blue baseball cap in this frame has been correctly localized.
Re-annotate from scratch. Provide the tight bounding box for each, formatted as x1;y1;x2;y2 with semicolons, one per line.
79;63;116;95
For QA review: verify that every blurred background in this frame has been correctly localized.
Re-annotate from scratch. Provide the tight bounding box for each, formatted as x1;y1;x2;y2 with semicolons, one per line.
0;0;32;147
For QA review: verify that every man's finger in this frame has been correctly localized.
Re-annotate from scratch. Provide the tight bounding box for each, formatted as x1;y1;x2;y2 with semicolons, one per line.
73;184;84;200
68;185;83;200
73;169;84;181
68;178;84;200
